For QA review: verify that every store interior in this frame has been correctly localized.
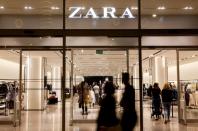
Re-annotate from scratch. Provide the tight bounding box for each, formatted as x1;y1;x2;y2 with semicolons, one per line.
0;37;198;128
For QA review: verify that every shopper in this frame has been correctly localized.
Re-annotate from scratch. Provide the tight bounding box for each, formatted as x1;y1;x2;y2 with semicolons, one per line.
89;87;96;108
147;84;153;97
151;82;161;120
93;83;100;104
97;81;119;131
161;83;173;124
77;81;84;109
82;82;90;115
120;73;137;131
77;81;90;115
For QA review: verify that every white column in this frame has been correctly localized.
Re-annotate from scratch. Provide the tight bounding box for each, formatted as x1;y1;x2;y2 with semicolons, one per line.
47;70;52;85
153;56;168;89
52;66;61;101
26;57;43;110
133;65;139;89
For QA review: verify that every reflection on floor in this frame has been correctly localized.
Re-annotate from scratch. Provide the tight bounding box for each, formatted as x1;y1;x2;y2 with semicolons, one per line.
0;100;198;131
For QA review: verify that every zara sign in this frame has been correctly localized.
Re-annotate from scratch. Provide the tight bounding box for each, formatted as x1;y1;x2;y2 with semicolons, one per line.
68;7;136;19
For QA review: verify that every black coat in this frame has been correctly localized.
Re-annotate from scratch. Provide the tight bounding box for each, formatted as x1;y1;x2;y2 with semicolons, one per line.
162;88;173;103
120;84;137;131
97;95;119;128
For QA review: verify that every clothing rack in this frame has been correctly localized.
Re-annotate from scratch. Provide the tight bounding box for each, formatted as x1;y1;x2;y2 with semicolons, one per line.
0;93;7;116
0;81;18;116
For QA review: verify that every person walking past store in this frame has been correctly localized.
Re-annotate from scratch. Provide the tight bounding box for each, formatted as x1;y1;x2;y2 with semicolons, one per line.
162;83;173;124
77;81;90;115
97;81;119;131
151;82;161;120
82;82;90;115
120;73;137;131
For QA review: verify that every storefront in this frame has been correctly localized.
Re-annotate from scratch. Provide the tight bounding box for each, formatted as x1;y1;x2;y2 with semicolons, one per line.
0;0;197;131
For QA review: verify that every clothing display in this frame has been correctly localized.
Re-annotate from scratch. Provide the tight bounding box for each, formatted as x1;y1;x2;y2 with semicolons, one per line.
0;81;18;116
0;93;6;115
181;81;198;108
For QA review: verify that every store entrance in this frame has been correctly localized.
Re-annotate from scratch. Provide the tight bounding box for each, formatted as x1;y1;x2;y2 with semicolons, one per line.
67;48;143;131
70;49;127;123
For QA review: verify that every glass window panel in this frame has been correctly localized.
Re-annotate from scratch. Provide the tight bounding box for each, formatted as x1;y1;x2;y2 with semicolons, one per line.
0;50;20;123
67;37;138;47
0;37;62;46
179;51;198;121
142;36;198;46
0;0;62;29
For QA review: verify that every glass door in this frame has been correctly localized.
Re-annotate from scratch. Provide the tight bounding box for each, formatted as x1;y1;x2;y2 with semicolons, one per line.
71;49;127;123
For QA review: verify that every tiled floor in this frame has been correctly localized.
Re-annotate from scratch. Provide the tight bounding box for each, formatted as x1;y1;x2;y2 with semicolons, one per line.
0;99;198;131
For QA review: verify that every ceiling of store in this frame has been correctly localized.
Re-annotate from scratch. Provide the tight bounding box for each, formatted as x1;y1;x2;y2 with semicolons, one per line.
1;49;198;76
0;0;197;15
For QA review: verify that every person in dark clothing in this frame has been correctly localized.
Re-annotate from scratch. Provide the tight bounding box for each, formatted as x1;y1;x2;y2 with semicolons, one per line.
161;83;173;124
147;84;152;97
97;81;119;131
151;83;161;120
185;91;190;106
120;73;137;131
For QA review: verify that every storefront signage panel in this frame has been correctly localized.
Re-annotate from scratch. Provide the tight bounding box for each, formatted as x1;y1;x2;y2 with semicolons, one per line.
68;7;135;19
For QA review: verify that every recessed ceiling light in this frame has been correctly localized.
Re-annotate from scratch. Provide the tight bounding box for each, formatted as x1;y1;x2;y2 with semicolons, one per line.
192;54;197;58
24;6;33;10
51;6;60;10
152;14;157;18
0;6;4;9
157;6;166;10
81;49;84;53
112;38;114;41
131;6;138;10
183;6;193;10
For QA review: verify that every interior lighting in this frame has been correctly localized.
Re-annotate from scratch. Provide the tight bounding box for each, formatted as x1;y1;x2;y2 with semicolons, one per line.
157;6;166;10
0;6;4;9
131;6;138;10
192;54;197;58
152;14;157;18
51;6;60;10
183;6;193;10
24;6;33;10
81;49;84;53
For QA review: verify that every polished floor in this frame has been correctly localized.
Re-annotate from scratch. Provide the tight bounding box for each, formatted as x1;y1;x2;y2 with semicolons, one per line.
0;100;198;131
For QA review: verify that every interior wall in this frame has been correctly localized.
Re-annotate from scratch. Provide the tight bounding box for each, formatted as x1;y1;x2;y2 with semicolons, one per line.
168;61;198;81
0;58;19;79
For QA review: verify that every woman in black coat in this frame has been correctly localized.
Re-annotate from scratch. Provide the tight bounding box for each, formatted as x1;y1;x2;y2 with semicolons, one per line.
120;73;137;131
97;81;119;131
